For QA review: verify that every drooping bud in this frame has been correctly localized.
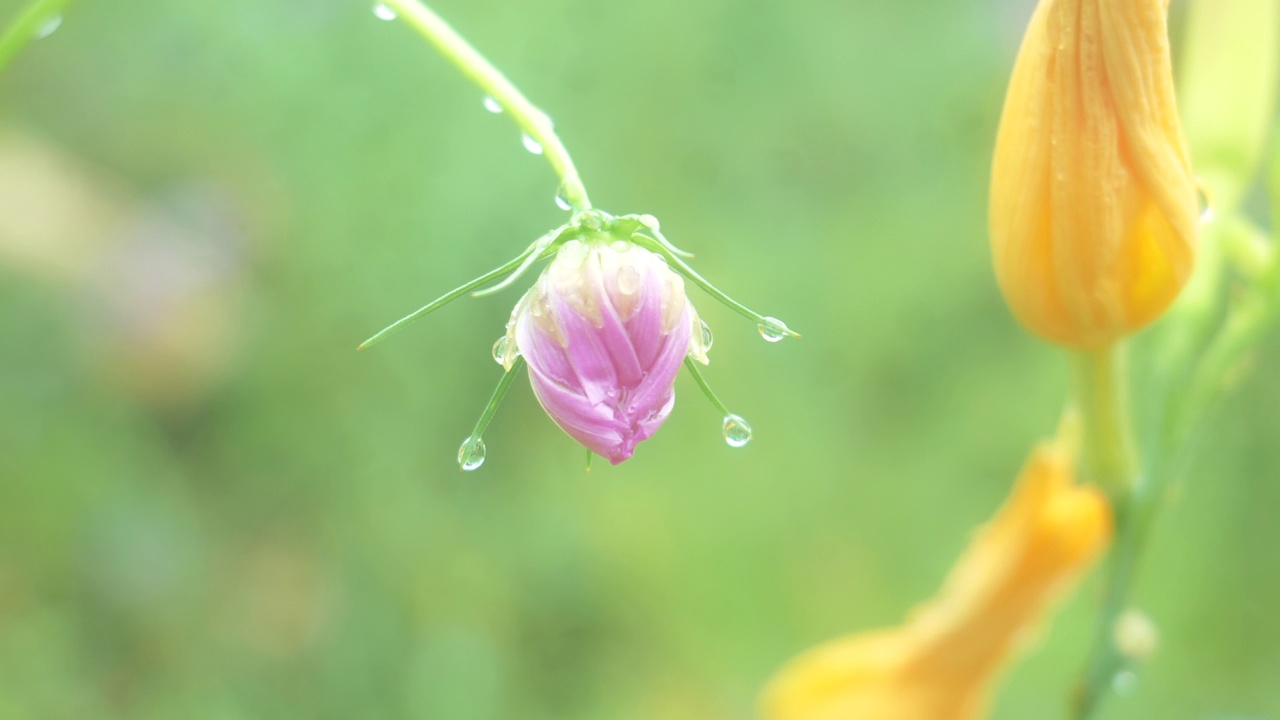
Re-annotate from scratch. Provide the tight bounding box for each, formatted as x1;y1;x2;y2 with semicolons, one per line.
989;0;1198;348
498;239;709;464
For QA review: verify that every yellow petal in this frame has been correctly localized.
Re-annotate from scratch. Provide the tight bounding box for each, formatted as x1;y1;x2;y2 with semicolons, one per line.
989;0;1197;347
761;438;1112;720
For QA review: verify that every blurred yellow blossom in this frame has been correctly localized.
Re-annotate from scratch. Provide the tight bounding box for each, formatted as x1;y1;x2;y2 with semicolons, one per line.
761;435;1111;720
989;0;1197;348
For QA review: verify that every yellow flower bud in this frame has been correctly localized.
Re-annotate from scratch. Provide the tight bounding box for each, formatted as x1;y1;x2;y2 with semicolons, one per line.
760;435;1111;720
989;0;1198;347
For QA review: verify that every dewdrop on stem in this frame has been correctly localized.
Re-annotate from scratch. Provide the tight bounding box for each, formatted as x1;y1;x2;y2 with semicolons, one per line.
521;133;543;155
722;414;753;447
35;14;62;39
758;316;791;343
457;435;486;471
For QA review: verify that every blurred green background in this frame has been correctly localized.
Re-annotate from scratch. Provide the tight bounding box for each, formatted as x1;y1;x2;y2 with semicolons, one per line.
0;0;1276;718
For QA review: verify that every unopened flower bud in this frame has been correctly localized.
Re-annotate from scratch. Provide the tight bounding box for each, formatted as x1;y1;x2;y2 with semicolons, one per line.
500;239;709;464
989;0;1198;348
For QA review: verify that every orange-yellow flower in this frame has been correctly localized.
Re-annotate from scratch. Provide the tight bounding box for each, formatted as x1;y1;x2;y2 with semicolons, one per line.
989;0;1198;348
760;436;1112;720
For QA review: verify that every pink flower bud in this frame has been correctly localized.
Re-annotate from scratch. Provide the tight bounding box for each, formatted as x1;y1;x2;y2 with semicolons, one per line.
498;239;710;464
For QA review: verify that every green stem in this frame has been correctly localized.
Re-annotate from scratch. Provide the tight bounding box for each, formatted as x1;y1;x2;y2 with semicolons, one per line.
1072;475;1154;718
1070;278;1280;718
469;356;524;440
1069;344;1144;720
1071;346;1139;497
684;358;732;416
380;0;592;212
0;0;71;72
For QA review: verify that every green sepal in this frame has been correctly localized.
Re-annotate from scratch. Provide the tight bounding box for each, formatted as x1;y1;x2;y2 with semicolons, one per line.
468;356;524;439
683;357;731;416
631;232;800;339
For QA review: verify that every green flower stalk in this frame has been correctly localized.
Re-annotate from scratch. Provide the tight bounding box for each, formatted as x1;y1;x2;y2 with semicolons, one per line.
361;0;797;469
0;0;71;72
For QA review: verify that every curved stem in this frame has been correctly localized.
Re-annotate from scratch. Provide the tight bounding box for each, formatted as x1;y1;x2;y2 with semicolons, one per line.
0;0;71;72
380;0;592;211
684;358;732;416
633;233;801;339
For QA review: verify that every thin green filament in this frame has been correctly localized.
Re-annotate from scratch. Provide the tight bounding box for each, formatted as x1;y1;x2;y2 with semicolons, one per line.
377;0;592;211
684;358;732;417
469;356;525;440
634;233;800;339
358;249;532;349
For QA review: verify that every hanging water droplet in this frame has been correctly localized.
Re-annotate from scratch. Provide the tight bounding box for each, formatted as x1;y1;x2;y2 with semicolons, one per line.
491;337;507;365
521;133;543;155
757;316;790;343
1196;182;1213;224
700;319;714;351
721;414;753;448
34;14;62;39
482;96;503;114
637;213;660;231
457;435;486;471
554;190;572;211
1110;669;1139;698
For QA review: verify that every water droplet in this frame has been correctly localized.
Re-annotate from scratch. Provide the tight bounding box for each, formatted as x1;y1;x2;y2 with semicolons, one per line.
638;214;660;231
482;95;502;114
616;265;641;295
1195;182;1212;223
757;316;790;343
722;414;753;448
521;133;543;155
34;14;61;39
1114;608;1158;660
491;337;508;365
554;191;572;211
458;435;486;471
1110;670;1139;698
700;320;714;351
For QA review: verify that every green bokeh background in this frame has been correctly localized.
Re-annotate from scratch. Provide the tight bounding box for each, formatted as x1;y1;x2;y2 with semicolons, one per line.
0;1;1276;718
